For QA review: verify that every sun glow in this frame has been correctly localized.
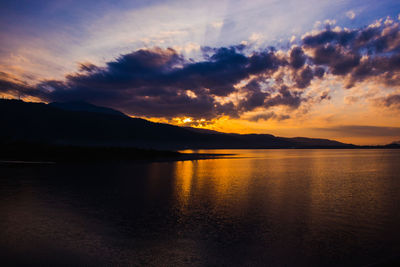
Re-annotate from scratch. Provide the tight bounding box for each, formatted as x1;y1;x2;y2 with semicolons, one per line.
182;117;192;123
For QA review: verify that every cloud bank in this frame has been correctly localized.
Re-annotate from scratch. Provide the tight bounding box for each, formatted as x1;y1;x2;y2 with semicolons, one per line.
1;17;400;123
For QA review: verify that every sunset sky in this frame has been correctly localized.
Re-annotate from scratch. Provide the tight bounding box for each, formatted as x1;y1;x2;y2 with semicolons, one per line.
1;0;400;145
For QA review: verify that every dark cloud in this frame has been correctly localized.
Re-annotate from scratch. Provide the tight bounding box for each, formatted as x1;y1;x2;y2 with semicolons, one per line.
0;46;294;120
310;45;360;75
238;79;268;112
0;72;43;98
78;62;100;73
247;49;286;74
348;54;400;87
249;112;290;122
314;66;325;78
39;47;250;118
294;66;314;88
289;46;306;69
383;94;400;107
376;94;400;110
303;28;357;47
174;47;249;96
264;86;303;109
302;21;400;87
319;90;331;101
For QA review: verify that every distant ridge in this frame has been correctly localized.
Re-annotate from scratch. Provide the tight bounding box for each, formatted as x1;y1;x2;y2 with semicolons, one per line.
49;101;127;117
0;99;360;150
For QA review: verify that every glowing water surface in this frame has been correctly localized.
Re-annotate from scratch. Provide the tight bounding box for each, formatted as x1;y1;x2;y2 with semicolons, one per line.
0;149;399;266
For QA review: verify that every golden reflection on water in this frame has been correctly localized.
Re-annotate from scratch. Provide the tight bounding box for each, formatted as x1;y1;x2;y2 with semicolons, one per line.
174;160;194;209
173;149;396;231
174;157;256;215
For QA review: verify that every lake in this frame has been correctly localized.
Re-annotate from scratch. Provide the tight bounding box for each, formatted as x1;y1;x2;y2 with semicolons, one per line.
1;149;399;266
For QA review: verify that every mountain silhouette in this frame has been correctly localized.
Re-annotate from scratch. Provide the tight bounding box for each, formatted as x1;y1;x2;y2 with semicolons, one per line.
49;101;128;117
0;99;355;149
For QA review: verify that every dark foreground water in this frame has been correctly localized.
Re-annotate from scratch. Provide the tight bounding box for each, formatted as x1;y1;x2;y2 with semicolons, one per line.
0;149;399;266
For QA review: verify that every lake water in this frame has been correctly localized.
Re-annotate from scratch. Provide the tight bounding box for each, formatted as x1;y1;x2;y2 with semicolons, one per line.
1;149;399;266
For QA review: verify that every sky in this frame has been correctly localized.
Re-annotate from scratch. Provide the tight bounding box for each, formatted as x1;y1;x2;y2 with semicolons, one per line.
1;0;400;145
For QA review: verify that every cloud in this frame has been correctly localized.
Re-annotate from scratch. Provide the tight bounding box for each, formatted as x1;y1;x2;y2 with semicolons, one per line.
302;19;400;87
319;90;331;101
324;19;336;26
78;62;100;73
293;66;314;88
264;85;303;109
2;45;297;120
346;10;356;20
0;71;42;98
248;112;290;122
289;46;306;69
383;94;400;108
375;94;400;110
237;79;269;112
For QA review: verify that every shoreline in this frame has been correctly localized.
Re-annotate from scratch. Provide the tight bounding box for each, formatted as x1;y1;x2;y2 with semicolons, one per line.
1;143;398;164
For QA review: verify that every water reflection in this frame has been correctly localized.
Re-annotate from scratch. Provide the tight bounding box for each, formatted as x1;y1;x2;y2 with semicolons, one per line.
0;150;399;266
